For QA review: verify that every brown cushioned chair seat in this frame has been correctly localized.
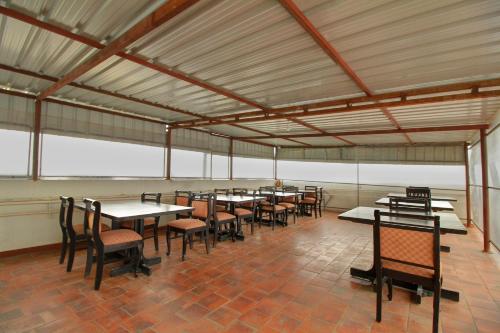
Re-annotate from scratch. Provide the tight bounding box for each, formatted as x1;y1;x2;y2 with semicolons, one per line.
283;197;295;203
73;223;110;235
167;218;206;230
100;229;142;246
239;202;254;208
216;212;236;221
261;205;286;212
279;202;295;209
300;197;316;204
382;260;435;278
234;208;252;217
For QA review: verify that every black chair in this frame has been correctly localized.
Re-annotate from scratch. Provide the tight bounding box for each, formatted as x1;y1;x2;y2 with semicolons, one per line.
374;210;441;333
233;190;258;234
120;192;162;251
83;199;143;290
166;193;211;261
389;197;432;213
59;196;109;272
258;189;286;230
300;186;319;218
214;188;229;212
278;187;298;224
406;186;431;199
174;190;192;219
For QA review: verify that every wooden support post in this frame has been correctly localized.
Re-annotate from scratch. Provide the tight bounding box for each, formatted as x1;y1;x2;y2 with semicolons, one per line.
480;129;490;252
274;147;278;180
32;99;41;181
229;139;233;180
464;142;472;227
166;128;172;180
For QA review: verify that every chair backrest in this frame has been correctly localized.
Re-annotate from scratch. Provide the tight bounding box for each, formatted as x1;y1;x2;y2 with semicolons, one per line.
83;198;104;247
283;185;298;192
389;197;432;213
190;193;214;221
259;188;275;206
304;186;318;200
373;210;440;277
141;192;161;203
214;188;229;195
406;186;431;199
175;190;191;206
232;188;248;195
59;196;74;235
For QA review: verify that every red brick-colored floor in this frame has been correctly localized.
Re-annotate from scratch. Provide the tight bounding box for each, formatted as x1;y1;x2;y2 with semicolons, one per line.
1;211;499;332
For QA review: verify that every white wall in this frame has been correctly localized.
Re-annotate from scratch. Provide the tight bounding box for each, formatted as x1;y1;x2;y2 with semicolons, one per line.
470;112;500;249
0;179;274;252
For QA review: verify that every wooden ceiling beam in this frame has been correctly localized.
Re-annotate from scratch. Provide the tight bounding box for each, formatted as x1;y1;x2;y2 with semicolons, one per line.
231;124;488;140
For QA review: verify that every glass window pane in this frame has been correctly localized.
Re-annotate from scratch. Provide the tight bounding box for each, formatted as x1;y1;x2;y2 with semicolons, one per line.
358;164;465;189
0;129;31;176
233;157;273;179
171;149;210;178
212;154;229;179
41;134;164;177
278;160;356;183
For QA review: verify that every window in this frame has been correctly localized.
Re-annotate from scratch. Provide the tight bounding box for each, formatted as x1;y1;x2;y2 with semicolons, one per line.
233;157;274;179
211;154;229;179
41;134;164;177
171;148;210;178
0;129;31;176
358;163;465;189
278;160;357;183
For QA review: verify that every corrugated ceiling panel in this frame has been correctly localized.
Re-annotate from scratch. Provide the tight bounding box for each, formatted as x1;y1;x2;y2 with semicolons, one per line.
408;130;476;143
251;138;303;147
299;109;394;132
295;0;500;93
203;124;260;138
290;136;350;147
129;0;362;106
342;133;408;145
241;119;311;135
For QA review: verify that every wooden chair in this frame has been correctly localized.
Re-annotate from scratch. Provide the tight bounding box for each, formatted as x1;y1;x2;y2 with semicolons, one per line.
59;196;109;272
233;190;258;234
258;189;286;230
300;186;319;218
389;197;432;213
175;190;192;219
166;193;211;261
278;187;297;224
83;199;143;290
213;193;237;246
406;186;431;199
214;188;229;212
373;210;441;333
120;192;162;251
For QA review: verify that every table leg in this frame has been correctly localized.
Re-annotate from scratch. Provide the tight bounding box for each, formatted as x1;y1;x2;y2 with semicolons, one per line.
229;202;245;241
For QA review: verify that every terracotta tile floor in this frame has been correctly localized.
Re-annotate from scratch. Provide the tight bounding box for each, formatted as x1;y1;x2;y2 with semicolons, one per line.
1;211;499;333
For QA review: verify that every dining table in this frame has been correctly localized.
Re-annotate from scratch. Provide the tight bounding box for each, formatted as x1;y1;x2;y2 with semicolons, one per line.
339;206;467;303
387;192;457;202
75;200;193;276
215;194;266;240
375;197;455;211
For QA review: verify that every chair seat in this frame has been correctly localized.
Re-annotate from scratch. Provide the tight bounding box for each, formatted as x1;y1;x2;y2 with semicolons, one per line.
100;229;142;246
382;260;435;278
283;197;295;203
279;202;295;209
73;223;110;235
120;217;156;229
234;208;252;217
216;212;236;222
300;197;316;204
216;205;226;212
167;218;206;230
261;205;286;212
239;201;254;208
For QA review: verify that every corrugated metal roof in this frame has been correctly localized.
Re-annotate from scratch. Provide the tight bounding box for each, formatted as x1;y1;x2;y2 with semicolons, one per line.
0;0;499;147
287;136;351;146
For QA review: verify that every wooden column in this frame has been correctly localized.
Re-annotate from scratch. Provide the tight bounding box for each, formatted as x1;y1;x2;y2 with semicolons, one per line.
273;147;278;180
464;142;472;227
229;138;233;180
32;99;41;181
480;129;490;252
166;128;172;180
